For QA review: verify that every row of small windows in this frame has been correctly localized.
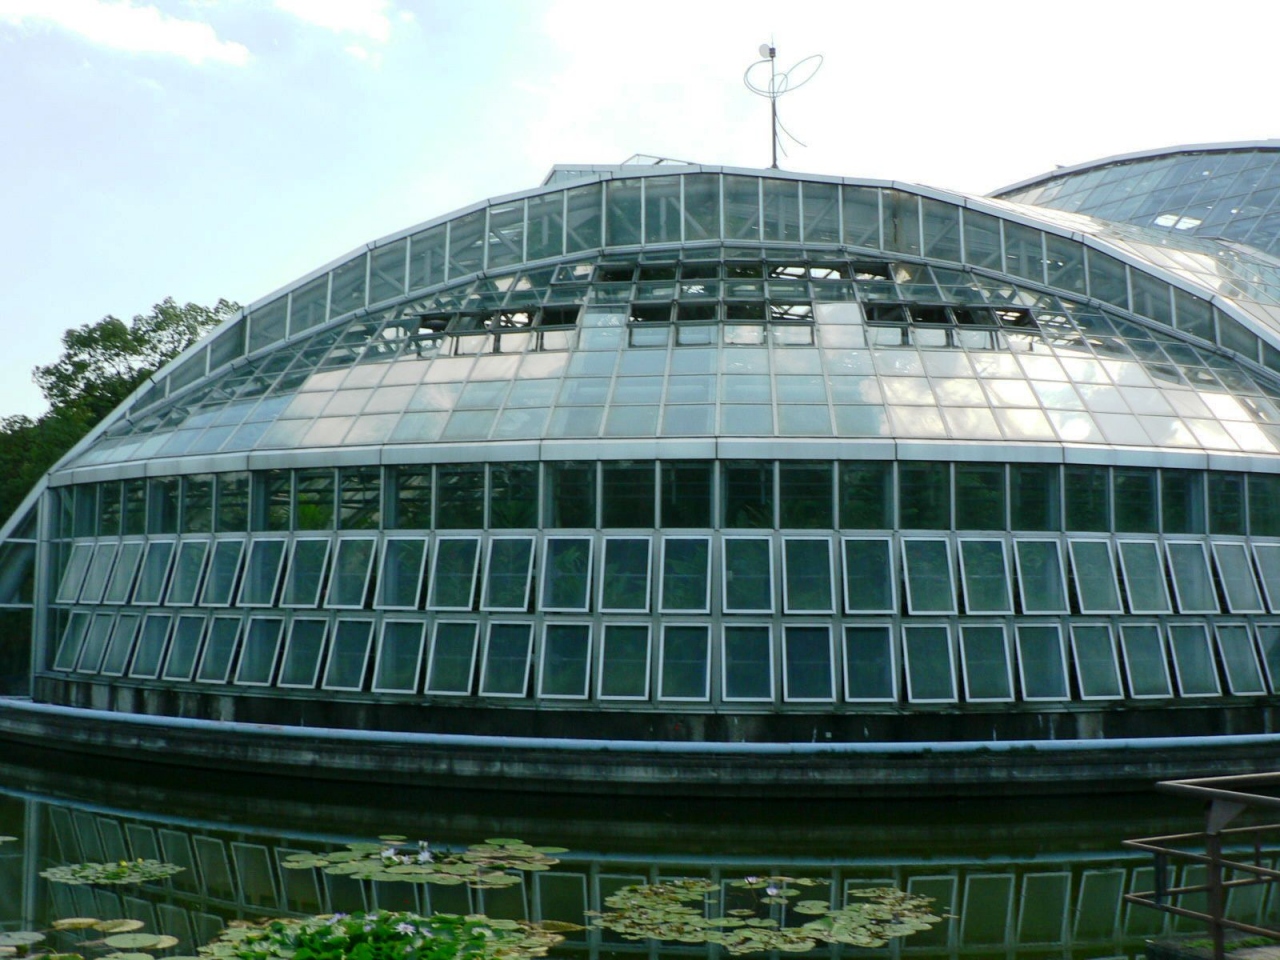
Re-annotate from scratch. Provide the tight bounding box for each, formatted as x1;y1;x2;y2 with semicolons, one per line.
52;533;1280;620
49;609;1280;704
54;460;1280;538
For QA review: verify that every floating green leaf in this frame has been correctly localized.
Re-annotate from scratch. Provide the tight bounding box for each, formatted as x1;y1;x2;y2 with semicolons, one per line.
40;859;184;886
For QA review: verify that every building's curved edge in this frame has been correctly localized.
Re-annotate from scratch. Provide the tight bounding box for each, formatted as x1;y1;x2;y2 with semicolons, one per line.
2;697;1275;798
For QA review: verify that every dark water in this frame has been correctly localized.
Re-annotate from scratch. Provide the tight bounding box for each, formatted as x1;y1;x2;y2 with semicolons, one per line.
0;745;1252;959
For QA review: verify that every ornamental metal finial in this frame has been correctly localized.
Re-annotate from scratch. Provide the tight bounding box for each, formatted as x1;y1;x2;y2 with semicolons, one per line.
743;42;823;169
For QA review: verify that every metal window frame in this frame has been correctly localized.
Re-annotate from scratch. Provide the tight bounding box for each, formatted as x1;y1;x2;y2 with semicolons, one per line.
374;536;429;610
1117;539;1173;614
1068;622;1124;701
901;537;957;615
1119;621;1174;699
657;622;712;702
100;610;142;677
372;617;426;694
425;619;478;695
658;536;712;614
540;536;595;614
165;538;212;607
957;537;1014;615
280;537;332;608
54;541;94;605
720;621;775;703
195;614;244;684
320;616;374;691
233;615;285;686
841;621;898;703
781;536;835;615
132;538;178;606
1165;540;1220;614
1212;541;1265;614
161;612;208;681
1253;543;1280;613
538;621;593;699
721;535;774;614
79;541;120;605
236;538;288;608
129;611;175;679
102;539;145;605
959;621;1015;702
1067;538;1123;614
277;616;330;689
481;536;537;612
1015;621;1070;701
76;610;117;674
199;537;246;607
599;535;653;614
1012;539;1069;615
597;621;652;701
1254;621;1280;694
781;622;836;702
1213;622;1266;696
902;622;957;703
479;620;534;698
323;535;378;609
1167;621;1222;697
840;536;896;615
427;536;481;611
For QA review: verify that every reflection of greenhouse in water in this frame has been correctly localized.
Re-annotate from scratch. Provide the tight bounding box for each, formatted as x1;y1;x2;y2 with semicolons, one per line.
14;144;1280;790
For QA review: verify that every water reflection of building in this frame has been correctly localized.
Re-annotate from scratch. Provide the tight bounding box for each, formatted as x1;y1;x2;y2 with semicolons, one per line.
9;147;1280;791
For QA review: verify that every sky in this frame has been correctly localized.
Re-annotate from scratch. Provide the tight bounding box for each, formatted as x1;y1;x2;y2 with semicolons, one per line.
1;0;1278;418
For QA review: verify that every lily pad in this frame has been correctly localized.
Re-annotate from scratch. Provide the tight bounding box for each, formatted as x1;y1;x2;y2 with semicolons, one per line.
0;933;45;947
52;918;101;931
103;933;163;949
95;919;145;933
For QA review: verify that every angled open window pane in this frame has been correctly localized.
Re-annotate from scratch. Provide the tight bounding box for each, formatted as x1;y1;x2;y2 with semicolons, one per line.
539;623;591;698
1257;625;1280;693
843;624;896;701
783;625;834;701
1254;545;1280;613
1070;624;1123;700
80;542;119;605
196;615;242;683
237;539;286;607
325;537;377;608
1215;625;1265;695
200;539;245;606
482;537;535;611
55;543;94;604
1213;543;1264;613
723;537;772;613
902;539;956;615
1118;540;1172;614
102;541;145;605
722;624;772;701
166;540;209;606
129;613;172;678
1168;624;1220;696
322;618;373;690
1064;539;1121;614
376;537;427;609
958;539;1013;614
133;540;177;605
1014;541;1068;614
1120;624;1173;698
101;612;141;676
903;625;956;702
960;624;1013;701
783;538;833;613
842;538;894;613
659;624;710;700
601;537;651;612
426;620;477;694
598;624;650;700
373;619;425;693
540;537;593;612
282;538;331;607
428;537;480;610
161;613;206;681
480;622;533;697
76;612;115;673
278;618;328;688
234;616;283;685
1017;624;1069;700
1166;542;1219;614
660;537;711;613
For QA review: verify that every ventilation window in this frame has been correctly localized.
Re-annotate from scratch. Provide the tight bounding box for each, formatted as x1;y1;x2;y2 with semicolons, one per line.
681;262;719;279
537;306;580;327
910;305;950;325
995;307;1036;328
676;303;718;322
595;264;636;282
628;303;672;324
867;304;910;325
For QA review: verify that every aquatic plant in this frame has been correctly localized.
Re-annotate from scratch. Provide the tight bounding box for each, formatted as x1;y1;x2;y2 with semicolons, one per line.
39;860;184;886
0;917;184;959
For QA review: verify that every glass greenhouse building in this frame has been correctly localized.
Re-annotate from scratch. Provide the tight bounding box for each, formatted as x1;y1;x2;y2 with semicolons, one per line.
6;143;1280;794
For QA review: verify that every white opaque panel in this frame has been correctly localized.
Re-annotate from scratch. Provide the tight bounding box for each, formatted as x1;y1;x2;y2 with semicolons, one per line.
782;538;834;613
196;615;242;683
375;538;427;609
959;624;1014;701
480;622;533;697
1215;624;1265;695
161;613;206;680
76;611;116;673
100;612;141;676
325;537;377;608
1256;624;1280;693
1120;623;1173;698
166;540;210;606
1070;624;1123;699
598;623;651;700
1013;541;1068;614
842;538;895;613
1212;543;1264;613
373;619;426;693
55;543;94;605
722;537;773;613
278;617;328;688
902;539;956;615
102;541;145;605
426;620;477;694
322;618;374;691
1067;539;1123;613
237;539;287;607
782;625;834;701
199;539;246;607
843;624;896;701
1254;545;1280;613
600;537;652;613
234;616;284;685
129;613;173;679
540;537;593;613
903;624;956;702
722;624;773;701
1168;624;1221;696
958;539;1013;614
281;538;331;607
1118;540;1172;614
1016;624;1069;700
1166;542;1220;614
79;542;119;605
482;537;536;612
132;540;177;605
428;537;480;610
539;623;592;698
659;538;711;613
658;624;711;700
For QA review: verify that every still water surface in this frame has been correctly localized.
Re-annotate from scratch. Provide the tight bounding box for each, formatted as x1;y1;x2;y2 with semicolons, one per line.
0;746;1244;959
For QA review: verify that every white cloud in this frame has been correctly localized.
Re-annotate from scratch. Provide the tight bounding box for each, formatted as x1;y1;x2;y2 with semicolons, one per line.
0;0;250;65
273;0;393;42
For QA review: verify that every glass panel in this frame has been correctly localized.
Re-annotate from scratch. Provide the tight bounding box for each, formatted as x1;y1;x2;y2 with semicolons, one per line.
722;625;772;701
1214;542;1264;613
842;538;894;613
898;462;950;530
539;623;591;698
723;537;772;612
600;537;651;612
1168;624;1220;696
958;539;1012;613
435;463;484;530
216;473;249;533
1166;541;1220;613
489;462;539;528
200;539;245;606
1250;475;1280;537
1014;540;1068;614
161;614;205;681
1017;624;1069;700
390;466;432;530
279;538;328;607
1256;625;1280;693
129;613;172;678
546;462;596;528
839;462;893;529
132;540;176;605
428;537;480;610
598;624;650;699
196;616;241;683
601;461;655;528
661;461;713;528
339;467;380;531
295;469;337;530
660;537;710;612
960;625;1013;701
426;621;477;694
321;618;373;690
480;622;533;696
102;541;144;605
101;612;141;676
1010;465;1060;532
482;537;535;611
903;625;956;702
722;461;774;528
1209;473;1246;536
843;624;895;701
1216;624;1265;695
540;537;593;612
902;538;955;614
1118;540;1172;613
1071;624;1123;699
164;540;209;606
375;538;427;609
1254;544;1280;612
779;462;832;529
1162;469;1205;534
1067;540;1122;613
76;612;115;673
783;626;833;701
238;539;286;607
1064;466;1110;532
659;625;710;700
235;617;283;685
373;619;425;693
954;464;1005;531
325;537;376;607
278;618;327;687
1120;624;1173;698
80;543;119;605
1115;468;1158;533
782;538;833;612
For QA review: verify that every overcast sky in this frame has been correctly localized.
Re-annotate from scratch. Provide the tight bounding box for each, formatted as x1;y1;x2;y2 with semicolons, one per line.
1;0;1277;418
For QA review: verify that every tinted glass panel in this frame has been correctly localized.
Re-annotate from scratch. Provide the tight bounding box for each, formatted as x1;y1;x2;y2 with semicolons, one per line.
196;616;241;683
235;617;282;684
326;538;376;607
723;625;772;701
282;539;329;607
200;540;245;606
599;624;650;699
374;620;425;692
1216;625;1265;695
1120;624;1172;697
902;539;954;614
660;625;709;700
843;625;895;701
1119;540;1172;613
960;625;1012;701
426;621;477;694
958;540;1012;614
1071;625;1122;699
428;538;480;609
660;538;710;612
1167;542;1219;613
322;618;373;690
600;537;651;611
481;623;532;696
376;538;426;609
783;626;833;700
1214;543;1264;613
539;623;591;698
783;538;833;612
903;625;955;702
1169;624;1220;696
1017;625;1069;699
239;539;285;606
279;619;327;687
541;537;592;611
842;538;893;612
162;614;205;680
483;538;535;611
1068;540;1122;613
1015;541;1068;613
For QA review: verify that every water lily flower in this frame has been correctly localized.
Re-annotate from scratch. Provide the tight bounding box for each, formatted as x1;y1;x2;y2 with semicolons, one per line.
396;922;417;935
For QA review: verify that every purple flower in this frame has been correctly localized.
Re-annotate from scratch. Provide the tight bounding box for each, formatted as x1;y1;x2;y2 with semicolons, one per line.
396;922;416;935
766;884;780;897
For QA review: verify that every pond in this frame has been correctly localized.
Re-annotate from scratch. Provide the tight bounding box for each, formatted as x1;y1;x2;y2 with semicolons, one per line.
0;745;1253;960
